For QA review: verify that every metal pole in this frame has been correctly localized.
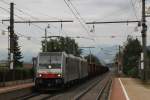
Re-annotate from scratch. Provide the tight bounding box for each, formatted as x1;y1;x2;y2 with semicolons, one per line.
45;28;47;52
89;48;91;64
8;26;10;67
118;45;122;74
10;2;14;70
73;44;75;55
142;0;148;81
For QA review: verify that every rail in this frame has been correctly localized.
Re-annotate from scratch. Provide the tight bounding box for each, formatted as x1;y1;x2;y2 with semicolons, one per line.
74;73;111;100
96;79;112;100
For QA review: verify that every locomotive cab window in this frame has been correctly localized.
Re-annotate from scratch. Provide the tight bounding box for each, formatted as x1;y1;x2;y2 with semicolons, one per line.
38;53;62;69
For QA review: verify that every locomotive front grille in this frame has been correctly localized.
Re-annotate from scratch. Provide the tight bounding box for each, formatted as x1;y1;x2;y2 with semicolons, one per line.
36;78;64;88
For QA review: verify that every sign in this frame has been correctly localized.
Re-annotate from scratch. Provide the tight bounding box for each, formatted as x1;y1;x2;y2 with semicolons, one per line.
140;52;144;70
141;52;144;61
10;53;13;70
146;6;150;14
141;62;144;70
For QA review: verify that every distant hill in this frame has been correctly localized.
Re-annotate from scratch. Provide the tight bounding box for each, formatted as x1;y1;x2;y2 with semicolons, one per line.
96;45;118;64
81;45;119;64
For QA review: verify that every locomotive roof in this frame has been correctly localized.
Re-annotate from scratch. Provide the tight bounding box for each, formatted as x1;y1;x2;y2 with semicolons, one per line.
68;54;87;61
39;52;66;56
38;52;86;61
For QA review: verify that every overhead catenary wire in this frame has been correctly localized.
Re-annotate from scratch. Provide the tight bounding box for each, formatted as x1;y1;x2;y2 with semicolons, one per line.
0;0;62;20
0;0;112;44
129;0;139;20
4;0;74;37
1;21;41;44
66;0;97;42
67;0;91;29
0;6;10;13
0;0;142;61
63;0;97;48
0;2;53;35
0;15;41;46
65;0;142;47
0;5;54;36
12;3;75;37
0;0;9;5
1;0;94;57
63;0;92;36
14;7;69;36
0;0;141;46
0;1;94;45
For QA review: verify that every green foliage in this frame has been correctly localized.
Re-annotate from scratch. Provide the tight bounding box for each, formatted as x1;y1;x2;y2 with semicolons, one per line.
42;37;82;56
122;36;142;77
147;49;150;70
127;67;138;77
85;54;101;64
13;34;23;68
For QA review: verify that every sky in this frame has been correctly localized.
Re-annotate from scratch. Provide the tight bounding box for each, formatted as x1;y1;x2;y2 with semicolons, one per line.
0;0;149;63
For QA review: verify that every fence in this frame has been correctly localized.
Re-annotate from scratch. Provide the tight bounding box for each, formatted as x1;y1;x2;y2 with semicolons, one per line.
0;67;34;84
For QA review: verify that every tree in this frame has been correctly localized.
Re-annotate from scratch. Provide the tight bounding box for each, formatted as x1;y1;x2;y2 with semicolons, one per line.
42;37;82;56
122;36;142;77
13;34;23;68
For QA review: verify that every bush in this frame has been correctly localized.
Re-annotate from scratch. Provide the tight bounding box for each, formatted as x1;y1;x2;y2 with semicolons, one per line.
127;67;138;77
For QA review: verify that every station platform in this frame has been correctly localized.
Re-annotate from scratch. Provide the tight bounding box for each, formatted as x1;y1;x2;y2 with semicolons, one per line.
110;77;150;100
0;82;34;94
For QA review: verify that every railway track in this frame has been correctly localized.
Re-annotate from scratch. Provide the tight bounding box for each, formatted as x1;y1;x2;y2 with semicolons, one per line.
15;72;111;100
49;72;111;100
73;73;112;100
96;79;112;100
15;91;57;100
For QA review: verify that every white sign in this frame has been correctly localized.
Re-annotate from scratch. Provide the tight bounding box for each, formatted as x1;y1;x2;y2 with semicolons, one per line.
10;53;13;70
141;62;144;70
141;52;144;61
10;62;13;70
146;6;150;14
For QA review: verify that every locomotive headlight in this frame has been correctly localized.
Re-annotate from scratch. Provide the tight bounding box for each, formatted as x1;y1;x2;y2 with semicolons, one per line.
48;65;52;69
57;74;61;77
37;73;42;77
39;74;42;77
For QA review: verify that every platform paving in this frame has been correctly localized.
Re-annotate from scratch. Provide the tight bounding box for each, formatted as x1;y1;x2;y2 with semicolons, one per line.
121;78;150;100
110;77;150;100
110;78;127;100
0;82;34;94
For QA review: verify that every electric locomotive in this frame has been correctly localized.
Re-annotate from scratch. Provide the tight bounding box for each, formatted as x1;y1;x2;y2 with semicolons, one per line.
35;52;88;90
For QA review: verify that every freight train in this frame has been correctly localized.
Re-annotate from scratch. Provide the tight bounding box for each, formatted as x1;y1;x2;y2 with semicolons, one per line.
35;52;108;90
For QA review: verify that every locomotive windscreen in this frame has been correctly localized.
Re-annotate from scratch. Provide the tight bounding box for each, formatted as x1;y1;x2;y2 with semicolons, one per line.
38;52;62;69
